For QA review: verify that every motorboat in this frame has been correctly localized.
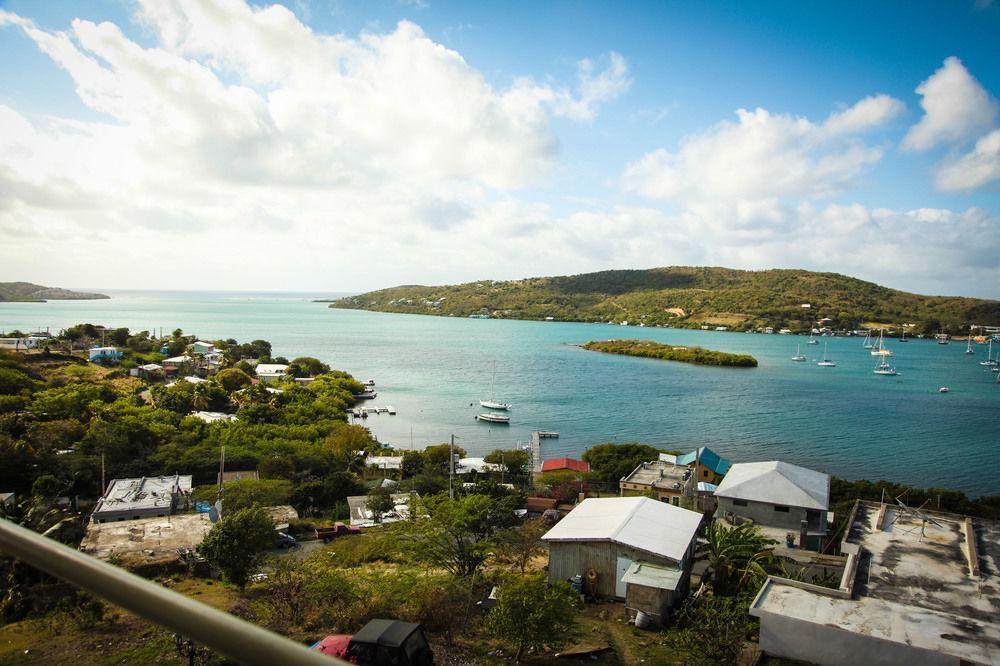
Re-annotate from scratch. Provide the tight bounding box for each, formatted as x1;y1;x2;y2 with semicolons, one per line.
476;412;510;424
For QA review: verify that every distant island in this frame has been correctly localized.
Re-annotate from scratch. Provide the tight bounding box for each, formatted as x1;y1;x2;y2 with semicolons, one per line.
582;339;758;367
0;282;110;302
329;266;1000;333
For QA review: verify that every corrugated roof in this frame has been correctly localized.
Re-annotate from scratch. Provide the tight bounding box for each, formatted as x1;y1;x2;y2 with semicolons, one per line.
621;560;683;591
676;447;732;475
541;497;701;562
541;457;590;473
713;461;829;510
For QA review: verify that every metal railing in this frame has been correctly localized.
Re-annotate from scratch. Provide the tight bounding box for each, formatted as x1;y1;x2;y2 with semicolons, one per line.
0;517;344;665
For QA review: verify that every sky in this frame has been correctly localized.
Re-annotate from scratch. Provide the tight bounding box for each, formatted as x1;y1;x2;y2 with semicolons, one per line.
0;1;998;297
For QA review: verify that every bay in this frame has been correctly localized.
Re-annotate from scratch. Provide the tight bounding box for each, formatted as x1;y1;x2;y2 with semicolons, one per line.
2;289;998;496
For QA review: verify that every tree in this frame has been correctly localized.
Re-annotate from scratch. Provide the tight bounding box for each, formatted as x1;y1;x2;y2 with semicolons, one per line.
484;573;578;661
199;507;275;589
193;478;294;513
215;368;252;392
582;443;663;486
400;493;519;576
484;448;530;482
421;443;466;476
496;519;547;573
668;594;758;665
700;521;775;596
289;357;330;377
365;486;395;523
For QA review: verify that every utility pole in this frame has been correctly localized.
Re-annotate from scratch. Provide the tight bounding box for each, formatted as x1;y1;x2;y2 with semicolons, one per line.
101;453;105;494
449;434;456;499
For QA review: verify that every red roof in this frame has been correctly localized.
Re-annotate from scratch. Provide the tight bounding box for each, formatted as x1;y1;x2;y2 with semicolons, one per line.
541;458;590;473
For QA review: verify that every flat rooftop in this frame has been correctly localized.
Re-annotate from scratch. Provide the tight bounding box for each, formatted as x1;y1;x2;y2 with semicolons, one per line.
621;460;689;491
752;500;1000;664
93;475;192;515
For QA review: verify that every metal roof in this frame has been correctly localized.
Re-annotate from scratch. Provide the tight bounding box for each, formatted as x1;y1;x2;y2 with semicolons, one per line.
713;461;829;510
620;560;683;591
676;447;731;475
541;497;702;562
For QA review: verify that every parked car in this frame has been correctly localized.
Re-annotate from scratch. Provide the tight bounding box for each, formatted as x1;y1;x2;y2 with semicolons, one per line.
275;532;298;549
314;522;361;543
312;619;433;665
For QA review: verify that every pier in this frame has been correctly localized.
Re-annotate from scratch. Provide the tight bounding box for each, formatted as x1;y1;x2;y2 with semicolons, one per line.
529;431;559;473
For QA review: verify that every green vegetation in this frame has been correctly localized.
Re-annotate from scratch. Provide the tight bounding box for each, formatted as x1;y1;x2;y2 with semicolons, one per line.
0;281;109;302
582;338;758;367
329;266;1000;333
198;507;276;589
582;442;667;486
484;573;578;661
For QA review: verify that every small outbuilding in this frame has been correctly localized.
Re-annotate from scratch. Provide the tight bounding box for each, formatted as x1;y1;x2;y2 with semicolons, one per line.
542;497;702;617
541;458;590;474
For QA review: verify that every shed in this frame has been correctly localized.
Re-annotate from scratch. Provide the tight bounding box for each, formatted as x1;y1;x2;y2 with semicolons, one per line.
542;497;702;600
541;458;590;474
621;560;685;626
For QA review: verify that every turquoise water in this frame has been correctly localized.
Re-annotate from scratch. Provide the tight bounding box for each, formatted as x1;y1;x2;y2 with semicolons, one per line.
2;290;998;496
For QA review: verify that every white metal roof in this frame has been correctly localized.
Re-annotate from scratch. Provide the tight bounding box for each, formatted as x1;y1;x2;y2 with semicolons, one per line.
162;355;191;364
620;560;683;591
713;461;829;510
541;497;702;562
256;363;288;375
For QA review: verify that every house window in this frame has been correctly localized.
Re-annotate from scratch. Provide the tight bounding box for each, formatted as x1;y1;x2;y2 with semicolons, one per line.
732;499;748;507
773;505;790;512
703;469;709;478
671;496;679;506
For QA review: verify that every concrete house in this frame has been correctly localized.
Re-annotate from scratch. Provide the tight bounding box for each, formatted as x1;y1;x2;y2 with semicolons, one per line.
91;475;193;523
191;341;215;355
88;346;123;363
620;459;692;505
255;363;289;383
542;497;702;616
714;461;830;550
751;499;1000;665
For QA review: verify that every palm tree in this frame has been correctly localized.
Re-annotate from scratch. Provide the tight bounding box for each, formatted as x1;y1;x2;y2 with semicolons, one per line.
700;521;776;596
191;382;210;411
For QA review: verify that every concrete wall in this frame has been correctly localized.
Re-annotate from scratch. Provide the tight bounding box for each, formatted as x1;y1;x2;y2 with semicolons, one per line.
757;609;956;666
718;497;826;533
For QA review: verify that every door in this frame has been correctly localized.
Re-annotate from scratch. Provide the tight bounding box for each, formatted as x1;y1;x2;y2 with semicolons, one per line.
615;555;632;598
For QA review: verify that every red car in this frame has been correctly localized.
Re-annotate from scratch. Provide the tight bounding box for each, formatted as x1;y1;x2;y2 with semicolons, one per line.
312;619;434;665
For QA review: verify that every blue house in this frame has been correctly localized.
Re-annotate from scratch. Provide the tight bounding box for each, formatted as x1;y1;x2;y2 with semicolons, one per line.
88;346;123;363
676;447;731;481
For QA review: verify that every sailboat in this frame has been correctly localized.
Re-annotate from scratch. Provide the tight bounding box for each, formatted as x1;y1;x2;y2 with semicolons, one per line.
873;356;898;376
792;344;806;362
966;331;975;355
937;333;949;345
479;361;512;410
870;329;893;357
817;342;836;367
898;328;908;342
807;331;819;345
980;339;997;367
862;330;873;349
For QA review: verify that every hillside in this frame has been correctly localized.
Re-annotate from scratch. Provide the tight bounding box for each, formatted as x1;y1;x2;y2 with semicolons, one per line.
0;282;109;302
329;267;1000;333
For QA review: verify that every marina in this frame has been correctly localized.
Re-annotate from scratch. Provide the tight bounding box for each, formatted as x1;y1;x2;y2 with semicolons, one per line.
2;290;998;496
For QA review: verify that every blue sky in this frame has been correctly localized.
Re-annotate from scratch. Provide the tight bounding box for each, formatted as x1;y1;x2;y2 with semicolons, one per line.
0;0;998;296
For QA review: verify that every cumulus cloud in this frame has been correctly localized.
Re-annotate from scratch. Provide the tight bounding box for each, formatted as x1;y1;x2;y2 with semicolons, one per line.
935;129;1000;191
621;95;902;203
902;56;998;152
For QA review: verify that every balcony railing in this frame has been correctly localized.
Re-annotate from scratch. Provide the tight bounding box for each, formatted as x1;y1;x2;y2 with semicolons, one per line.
0;517;345;665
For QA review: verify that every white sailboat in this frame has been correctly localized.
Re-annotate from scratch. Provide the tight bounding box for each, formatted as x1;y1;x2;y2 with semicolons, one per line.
980;339;997;367
862;330;873;349
807;331;819;345
817;342;836;367
873;357;898;375
792;344;806;362
966;327;975;354
479;361;511;410
870;329;893;357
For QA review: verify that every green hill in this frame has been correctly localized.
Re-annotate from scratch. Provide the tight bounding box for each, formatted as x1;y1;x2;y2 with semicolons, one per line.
0;282;110;302
329;267;1000;333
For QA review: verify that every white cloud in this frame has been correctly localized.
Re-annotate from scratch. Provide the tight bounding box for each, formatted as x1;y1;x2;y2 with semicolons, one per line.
902;56;998;152
935;129;1000;191
621;95;902;203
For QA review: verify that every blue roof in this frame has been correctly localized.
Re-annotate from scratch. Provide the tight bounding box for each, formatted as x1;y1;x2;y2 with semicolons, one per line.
676;447;731;475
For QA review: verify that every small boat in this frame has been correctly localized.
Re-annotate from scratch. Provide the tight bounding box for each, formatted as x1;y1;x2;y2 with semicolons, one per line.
937;333;949;345
476;412;510;424
862;330;873;349
870;329;892;357
817;342;836;367
807;332;819;345
355;389;377;399
980;339;997;366
873;357;897;376
939;387;950;393
480;361;511;410
898;329;908;342
386;405;396;415
792;344;806;362
965;330;975;355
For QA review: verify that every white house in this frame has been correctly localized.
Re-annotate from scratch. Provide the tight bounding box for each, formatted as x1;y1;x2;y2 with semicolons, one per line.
191;341;215;355
256;363;289;383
